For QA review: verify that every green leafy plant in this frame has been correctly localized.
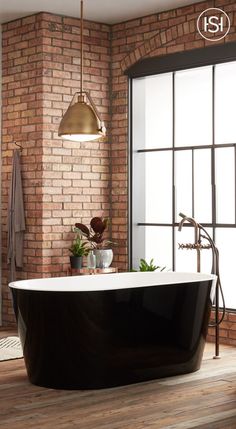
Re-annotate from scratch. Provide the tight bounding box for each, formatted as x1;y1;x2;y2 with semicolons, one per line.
132;258;166;272
69;233;89;257
75;217;115;249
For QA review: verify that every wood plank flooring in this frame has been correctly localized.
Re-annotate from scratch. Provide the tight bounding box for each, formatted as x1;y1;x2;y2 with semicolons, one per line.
0;332;236;429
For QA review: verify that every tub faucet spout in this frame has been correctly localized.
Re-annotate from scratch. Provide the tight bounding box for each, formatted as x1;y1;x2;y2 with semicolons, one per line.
178;212;200;246
178;212;201;272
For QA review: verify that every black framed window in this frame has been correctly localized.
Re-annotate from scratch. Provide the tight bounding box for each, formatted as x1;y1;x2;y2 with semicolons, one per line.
128;42;236;310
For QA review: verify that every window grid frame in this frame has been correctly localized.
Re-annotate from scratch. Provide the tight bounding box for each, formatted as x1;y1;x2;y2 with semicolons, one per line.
130;64;236;310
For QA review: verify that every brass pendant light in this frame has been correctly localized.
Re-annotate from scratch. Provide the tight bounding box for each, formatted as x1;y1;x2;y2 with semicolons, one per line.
58;1;106;142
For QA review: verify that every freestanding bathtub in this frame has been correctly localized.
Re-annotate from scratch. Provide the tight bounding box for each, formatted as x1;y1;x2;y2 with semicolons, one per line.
9;271;216;390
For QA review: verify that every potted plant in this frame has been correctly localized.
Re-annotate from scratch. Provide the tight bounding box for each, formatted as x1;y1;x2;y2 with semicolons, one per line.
69;231;89;269
138;258;166;272
75;217;114;268
131;258;166;272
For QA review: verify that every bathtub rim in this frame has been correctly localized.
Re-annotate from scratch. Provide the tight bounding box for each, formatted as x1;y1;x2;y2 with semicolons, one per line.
9;271;217;292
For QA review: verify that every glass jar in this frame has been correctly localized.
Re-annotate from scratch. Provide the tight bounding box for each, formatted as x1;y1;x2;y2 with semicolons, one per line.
87;250;96;269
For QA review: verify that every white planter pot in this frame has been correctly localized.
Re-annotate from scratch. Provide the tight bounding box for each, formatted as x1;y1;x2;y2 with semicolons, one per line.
94;249;113;268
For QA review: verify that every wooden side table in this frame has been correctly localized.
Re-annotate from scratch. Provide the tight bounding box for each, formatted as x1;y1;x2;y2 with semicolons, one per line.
68;267;118;276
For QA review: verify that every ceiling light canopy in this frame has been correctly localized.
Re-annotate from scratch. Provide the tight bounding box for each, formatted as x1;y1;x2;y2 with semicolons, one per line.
58;1;106;142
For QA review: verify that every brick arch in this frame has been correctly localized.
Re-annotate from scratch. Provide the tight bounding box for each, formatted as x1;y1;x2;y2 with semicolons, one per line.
120;23;203;72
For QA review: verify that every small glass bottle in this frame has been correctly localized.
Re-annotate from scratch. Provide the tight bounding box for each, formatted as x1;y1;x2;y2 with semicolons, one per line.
87;250;96;269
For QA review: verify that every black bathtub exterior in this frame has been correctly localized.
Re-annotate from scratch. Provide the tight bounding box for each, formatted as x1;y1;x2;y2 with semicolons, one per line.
10;278;214;390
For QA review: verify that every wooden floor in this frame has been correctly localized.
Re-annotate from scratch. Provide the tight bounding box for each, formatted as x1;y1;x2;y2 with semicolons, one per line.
1;330;236;429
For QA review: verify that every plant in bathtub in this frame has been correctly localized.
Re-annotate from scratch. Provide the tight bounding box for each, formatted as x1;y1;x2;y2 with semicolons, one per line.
75;217;114;268
69;231;89;269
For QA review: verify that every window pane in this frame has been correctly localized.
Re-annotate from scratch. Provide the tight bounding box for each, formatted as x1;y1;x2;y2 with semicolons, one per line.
175;66;212;147
145;227;172;270
216;229;236;308
175;150;192;221
132;152;145;225
132;223;146;271
199;228;213;274
175;226;198;272
194;149;212;223
145;152;172;223
132;73;173;150
145;74;173;149
132;151;172;224
215;62;236;145
215;147;235;224
133;78;146;151
132;226;172;271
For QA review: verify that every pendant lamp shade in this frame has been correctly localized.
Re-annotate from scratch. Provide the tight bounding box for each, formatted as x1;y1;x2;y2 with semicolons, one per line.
58;92;105;142
58;1;106;142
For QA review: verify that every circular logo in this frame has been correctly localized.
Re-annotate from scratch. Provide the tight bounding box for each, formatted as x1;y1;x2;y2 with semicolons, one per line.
197;8;230;41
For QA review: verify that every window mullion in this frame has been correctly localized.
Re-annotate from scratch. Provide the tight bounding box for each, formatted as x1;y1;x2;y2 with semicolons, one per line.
172;72;176;271
192;150;195;218
212;65;216;242
235;146;236;224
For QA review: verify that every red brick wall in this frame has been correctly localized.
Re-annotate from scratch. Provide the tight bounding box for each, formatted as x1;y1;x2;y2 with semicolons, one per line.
2;15;45;324
1;13;111;325
208;310;236;347
39;13;111;277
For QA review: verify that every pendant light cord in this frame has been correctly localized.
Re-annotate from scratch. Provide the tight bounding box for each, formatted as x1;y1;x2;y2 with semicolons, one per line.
80;0;83;94
58;0;106;139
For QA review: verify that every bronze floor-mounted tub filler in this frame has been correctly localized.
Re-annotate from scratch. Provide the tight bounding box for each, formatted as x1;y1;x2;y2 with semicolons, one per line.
178;212;225;359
